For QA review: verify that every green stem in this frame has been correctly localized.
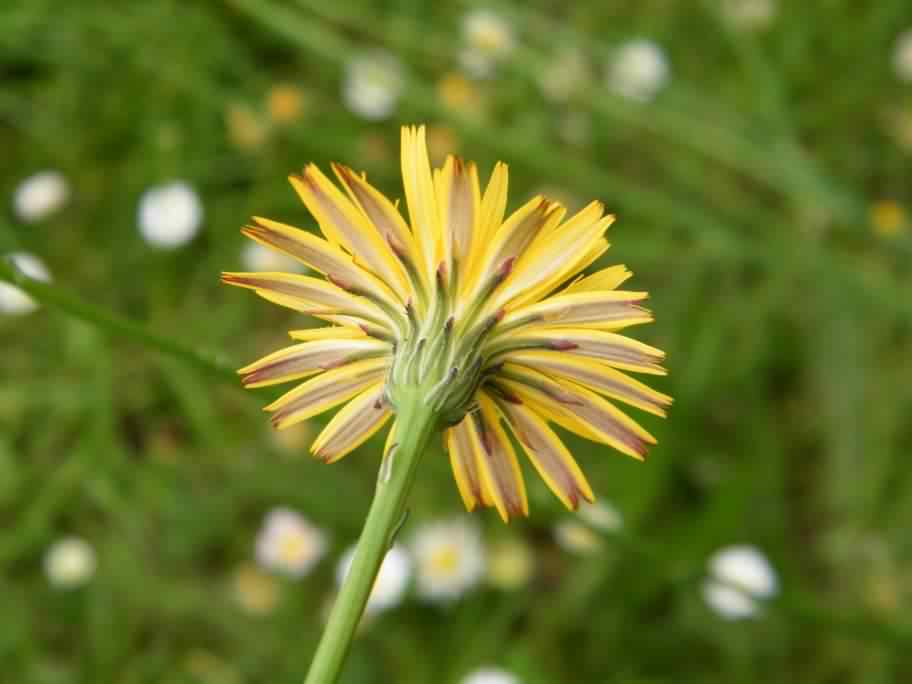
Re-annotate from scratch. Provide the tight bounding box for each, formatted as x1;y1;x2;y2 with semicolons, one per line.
304;390;437;684
0;257;236;381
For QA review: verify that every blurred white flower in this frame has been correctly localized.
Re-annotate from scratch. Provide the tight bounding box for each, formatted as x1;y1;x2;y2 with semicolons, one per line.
607;39;669;102
538;49;590;102
411;518;485;602
461;9;515;78
336;543;411;615
255;507;327;578
44;536;96;589
0;252;51;315
461;667;521;684
702;545;778;619
138;181;203;248
341;51;405;121
720;0;776;32
553;519;603;555
13;171;69;223
241;242;307;273
893;30;912;83
578;500;624;533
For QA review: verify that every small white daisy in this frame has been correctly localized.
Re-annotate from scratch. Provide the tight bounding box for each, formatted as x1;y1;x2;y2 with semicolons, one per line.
411;518;485;602
137;181;203;248
341;51;405;121
460;9;515;78
538;49;590;102
336;543;411;615
720;0;776;32
461;667;521;684
553;519;603;555
13;171;69;223
702;545;778;620
0;251;51;315
44;536;96;589
578;500;624;533
893;30;912;83
241;242;307;273
607;39;670;102
255;507;327;578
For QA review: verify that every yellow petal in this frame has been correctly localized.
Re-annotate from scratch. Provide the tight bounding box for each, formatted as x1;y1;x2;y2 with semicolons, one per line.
289;165;409;295
496;290;652;334
493;363;656;460
332;163;422;293
462;161;508;285
400;125;441;286
287;326;366;342
563;264;633;294
265;357;389;430
435;156;481;275
475;392;529;522
311;382;392;463
221;271;394;331
495;398;594;510
238;338;390;388
446;417;490;511
492;329;667;376
242;217;401;309
490;202;613;312
497;350;671;416
463;196;565;307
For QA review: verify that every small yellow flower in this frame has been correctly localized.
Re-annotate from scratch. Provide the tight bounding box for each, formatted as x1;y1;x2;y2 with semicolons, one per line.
268;84;307;124
223;125;670;522
870;199;907;237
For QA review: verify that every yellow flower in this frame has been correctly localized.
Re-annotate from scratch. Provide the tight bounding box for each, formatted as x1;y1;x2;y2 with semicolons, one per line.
223;125;670;522
870;199;907;238
268;84;307;124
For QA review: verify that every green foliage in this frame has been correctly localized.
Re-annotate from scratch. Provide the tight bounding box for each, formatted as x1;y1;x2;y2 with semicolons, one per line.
3;1;912;682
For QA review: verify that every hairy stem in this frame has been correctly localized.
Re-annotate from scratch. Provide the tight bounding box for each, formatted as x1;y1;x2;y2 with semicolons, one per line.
303;389;436;684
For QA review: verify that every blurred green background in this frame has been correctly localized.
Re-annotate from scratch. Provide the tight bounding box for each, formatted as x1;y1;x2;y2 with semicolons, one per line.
3;1;912;682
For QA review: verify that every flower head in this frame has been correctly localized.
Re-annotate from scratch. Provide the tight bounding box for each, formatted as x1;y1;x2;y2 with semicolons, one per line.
13;171;69;223
255;507;327;578
341;51;404;121
607;39;670;102
461;667;521;684
138;181;203;248
336;543;411;615
894;29;912;83
223;125;670;522
460;9;515;79
411;517;485;601
0;252;51;315
702;545;778;619
44;536;96;588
